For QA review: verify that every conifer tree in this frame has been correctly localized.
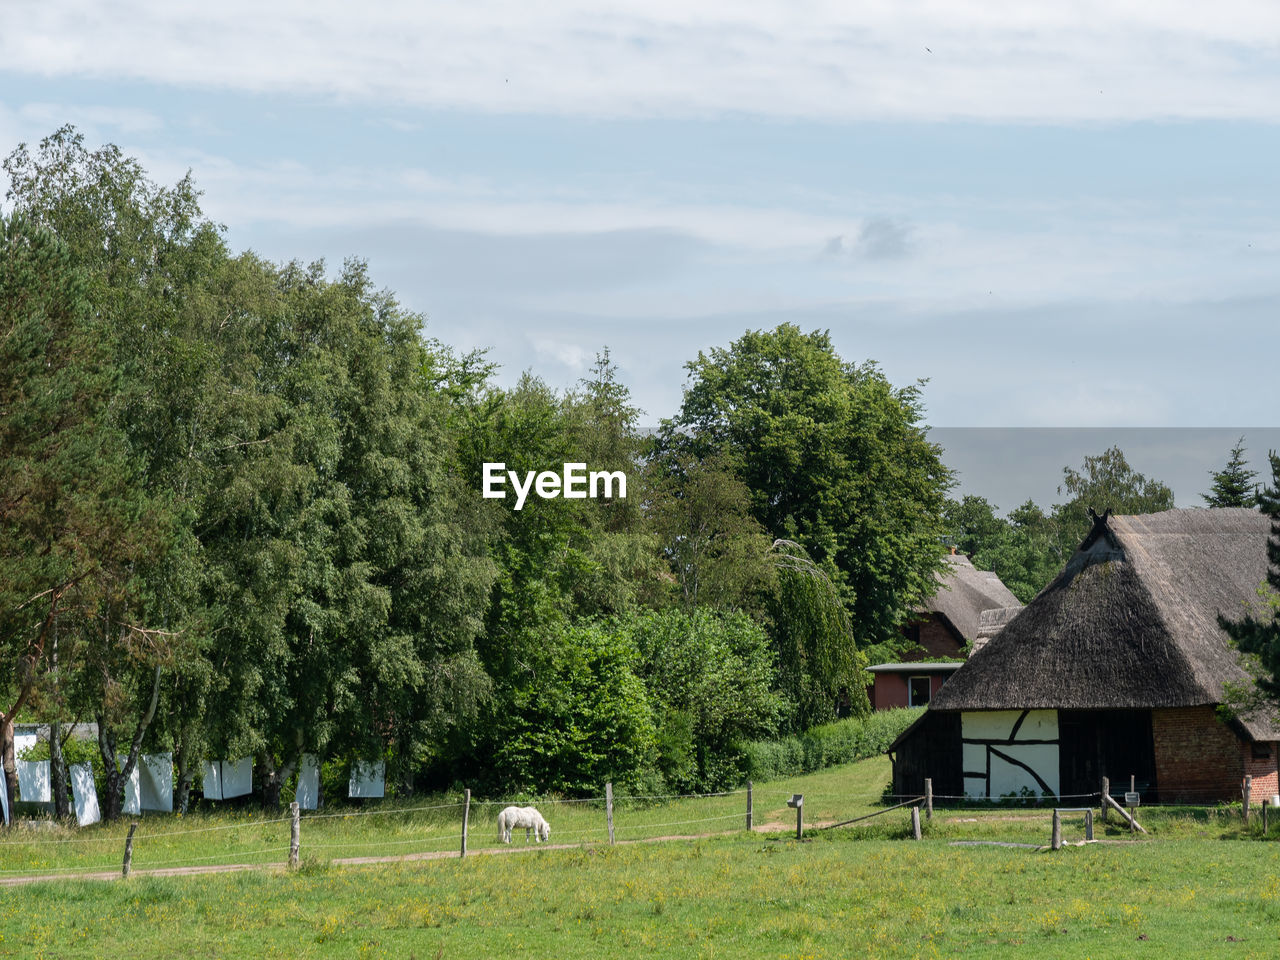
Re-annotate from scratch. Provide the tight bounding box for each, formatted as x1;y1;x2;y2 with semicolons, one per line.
1203;436;1259;508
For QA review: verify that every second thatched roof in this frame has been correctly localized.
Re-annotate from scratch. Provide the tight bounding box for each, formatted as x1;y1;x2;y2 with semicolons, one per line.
929;508;1279;739
921;554;1022;644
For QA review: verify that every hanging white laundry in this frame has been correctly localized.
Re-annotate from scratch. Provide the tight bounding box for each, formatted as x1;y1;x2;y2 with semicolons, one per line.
13;729;37;760
295;753;320;810
17;759;51;803
1;775;9;825
348;759;385;798
201;759;223;800
220;757;253;799
70;763;100;826
139;753;173;812
123;764;141;815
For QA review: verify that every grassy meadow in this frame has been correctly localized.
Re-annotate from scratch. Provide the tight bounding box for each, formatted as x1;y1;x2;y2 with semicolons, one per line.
3;757;1280;958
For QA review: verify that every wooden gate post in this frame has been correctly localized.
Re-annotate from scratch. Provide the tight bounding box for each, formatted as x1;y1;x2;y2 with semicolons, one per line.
1084;809;1094;841
1051;810;1062;850
122;821;138;878
1101;777;1109;824
606;782;615;845
925;778;933;821
461;788;470;858
911;805;922;841
289;802;300;869
746;781;753;830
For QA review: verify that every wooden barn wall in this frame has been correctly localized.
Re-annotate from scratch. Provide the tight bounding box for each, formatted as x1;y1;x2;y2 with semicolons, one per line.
1058;709;1157;801
891;711;961;799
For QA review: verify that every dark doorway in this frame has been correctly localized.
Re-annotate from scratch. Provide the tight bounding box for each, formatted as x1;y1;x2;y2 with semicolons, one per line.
1058;710;1158;801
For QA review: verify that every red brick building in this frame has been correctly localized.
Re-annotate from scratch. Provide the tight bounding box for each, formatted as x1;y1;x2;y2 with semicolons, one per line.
890;508;1280;804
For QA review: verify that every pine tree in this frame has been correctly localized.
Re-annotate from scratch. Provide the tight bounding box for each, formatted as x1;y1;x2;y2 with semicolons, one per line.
1219;452;1280;703
1203;436;1259;508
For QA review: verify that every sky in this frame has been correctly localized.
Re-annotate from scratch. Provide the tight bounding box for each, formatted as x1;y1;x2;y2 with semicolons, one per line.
2;1;1278;464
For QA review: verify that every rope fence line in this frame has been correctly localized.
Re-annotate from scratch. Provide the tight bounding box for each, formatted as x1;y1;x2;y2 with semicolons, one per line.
300;801;465;821
614;813;743;832
9;769;1273;883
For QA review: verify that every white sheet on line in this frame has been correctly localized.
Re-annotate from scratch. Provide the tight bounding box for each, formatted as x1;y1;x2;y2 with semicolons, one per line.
201;759;223;800
70;763;100;826
295;753;320;810
1;775;9;825
140;753;173;811
14;730;36;759
220;757;253;799
17;759;51;803
348;759;385;798
123;763;141;815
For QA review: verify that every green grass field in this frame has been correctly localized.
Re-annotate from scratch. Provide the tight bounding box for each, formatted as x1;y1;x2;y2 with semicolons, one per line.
4;758;1280;959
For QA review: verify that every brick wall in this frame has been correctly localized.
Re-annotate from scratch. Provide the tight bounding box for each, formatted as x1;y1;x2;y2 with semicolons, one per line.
1152;706;1247;803
1243;743;1279;802
901;614;965;661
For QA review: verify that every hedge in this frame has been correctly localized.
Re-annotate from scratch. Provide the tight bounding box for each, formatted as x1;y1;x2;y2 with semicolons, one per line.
738;707;923;782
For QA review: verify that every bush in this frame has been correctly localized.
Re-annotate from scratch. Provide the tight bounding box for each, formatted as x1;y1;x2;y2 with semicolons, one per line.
739;707;922;782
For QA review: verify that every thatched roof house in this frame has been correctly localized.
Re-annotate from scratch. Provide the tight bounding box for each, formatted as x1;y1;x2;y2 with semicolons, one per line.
891;508;1280;803
900;553;1022;660
871;555;1022;711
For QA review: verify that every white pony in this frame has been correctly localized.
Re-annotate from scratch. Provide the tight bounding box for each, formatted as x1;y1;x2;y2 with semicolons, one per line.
497;805;551;843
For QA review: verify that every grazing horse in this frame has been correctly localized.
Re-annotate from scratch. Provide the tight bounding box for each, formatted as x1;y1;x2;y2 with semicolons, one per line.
497;805;551;843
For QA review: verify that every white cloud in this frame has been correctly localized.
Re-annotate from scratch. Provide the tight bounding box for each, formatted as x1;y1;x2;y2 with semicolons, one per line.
5;1;1280;121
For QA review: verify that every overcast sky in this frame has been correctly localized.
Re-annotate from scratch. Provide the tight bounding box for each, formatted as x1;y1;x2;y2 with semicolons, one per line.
2;1;1279;433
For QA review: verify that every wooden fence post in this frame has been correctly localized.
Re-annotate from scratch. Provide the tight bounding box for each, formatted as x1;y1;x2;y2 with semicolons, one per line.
925;779;933;821
122;821;138;878
746;781;753;830
1084;809;1094;841
1101;777;1109;824
1051;810;1062;850
461;788;470;858
1243;775;1252;825
289;801;300;869
911;805;922;841
1263;799;1269;834
606;782;615;845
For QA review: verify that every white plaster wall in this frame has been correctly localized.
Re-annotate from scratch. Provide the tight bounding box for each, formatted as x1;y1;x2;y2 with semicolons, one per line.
963;710;1058;742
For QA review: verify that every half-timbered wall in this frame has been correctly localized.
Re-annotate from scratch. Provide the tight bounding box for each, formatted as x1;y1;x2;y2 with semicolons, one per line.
962;710;1059;799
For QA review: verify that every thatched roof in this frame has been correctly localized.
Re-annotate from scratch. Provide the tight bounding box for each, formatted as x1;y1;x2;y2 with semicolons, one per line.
972;606;1023;653
919;554;1022;643
930;508;1279;740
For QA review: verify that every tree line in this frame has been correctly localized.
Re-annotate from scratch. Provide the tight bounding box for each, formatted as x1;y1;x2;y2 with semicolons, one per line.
2;127;1275;820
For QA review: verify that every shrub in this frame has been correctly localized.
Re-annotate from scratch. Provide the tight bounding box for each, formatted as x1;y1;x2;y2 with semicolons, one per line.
739;707;922;782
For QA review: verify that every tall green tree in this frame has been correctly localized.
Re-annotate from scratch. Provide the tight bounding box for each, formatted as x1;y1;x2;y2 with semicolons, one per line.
1053;446;1175;555
0;213;151;820
4;127;245;818
645;454;776;613
659;324;953;651
1204;437;1260;509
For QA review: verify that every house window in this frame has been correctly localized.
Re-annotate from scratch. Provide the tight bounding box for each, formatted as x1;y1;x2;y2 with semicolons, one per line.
1252;742;1272;761
909;676;932;706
